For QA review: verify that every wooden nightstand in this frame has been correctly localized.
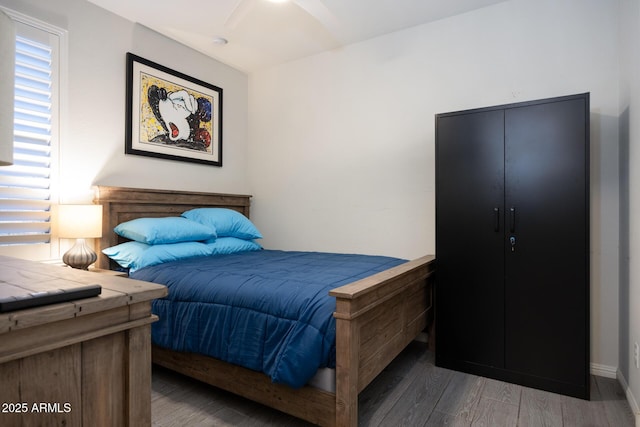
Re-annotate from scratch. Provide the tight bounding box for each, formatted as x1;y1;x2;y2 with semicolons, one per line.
88;267;128;277
51;261;129;277
0;255;167;427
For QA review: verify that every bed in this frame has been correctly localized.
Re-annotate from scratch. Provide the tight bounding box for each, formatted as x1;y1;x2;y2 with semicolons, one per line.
94;186;435;427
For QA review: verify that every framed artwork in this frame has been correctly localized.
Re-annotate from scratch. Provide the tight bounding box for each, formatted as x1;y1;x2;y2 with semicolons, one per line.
125;52;223;166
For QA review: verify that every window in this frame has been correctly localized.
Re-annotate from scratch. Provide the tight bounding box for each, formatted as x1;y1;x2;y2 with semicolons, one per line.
0;9;63;260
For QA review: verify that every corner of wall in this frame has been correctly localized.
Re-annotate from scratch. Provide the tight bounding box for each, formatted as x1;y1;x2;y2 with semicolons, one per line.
617;370;640;426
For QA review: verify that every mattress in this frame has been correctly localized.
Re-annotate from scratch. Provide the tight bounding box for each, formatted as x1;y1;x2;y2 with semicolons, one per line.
131;249;406;389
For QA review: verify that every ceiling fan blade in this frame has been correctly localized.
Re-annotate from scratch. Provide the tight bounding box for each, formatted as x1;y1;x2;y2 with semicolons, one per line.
225;0;258;30
293;0;341;37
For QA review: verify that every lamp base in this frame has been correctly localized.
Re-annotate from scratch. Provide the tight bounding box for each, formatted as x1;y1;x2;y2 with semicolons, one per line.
63;238;97;270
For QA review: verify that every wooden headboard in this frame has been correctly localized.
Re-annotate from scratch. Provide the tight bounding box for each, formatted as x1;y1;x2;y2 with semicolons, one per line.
93;186;252;270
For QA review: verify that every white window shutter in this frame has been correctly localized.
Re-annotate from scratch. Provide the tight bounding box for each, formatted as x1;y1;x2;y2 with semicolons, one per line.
0;32;54;245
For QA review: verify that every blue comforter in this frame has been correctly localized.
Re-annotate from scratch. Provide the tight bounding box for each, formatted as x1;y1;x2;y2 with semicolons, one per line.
131;250;406;388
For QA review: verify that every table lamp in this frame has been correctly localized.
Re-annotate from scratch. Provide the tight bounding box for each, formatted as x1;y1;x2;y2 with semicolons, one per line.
58;204;103;270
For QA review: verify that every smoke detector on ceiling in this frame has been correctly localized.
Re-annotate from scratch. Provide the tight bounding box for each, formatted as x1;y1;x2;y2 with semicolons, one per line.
212;36;229;45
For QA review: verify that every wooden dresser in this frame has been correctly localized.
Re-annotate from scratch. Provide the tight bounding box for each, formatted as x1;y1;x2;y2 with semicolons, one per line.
0;256;167;427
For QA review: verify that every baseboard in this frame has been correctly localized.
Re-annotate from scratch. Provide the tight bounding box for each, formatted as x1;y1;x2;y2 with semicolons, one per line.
617;370;640;427
592;362;617;378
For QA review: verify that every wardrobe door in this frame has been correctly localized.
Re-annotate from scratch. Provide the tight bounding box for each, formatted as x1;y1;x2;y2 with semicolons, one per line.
504;97;589;393
435;109;505;368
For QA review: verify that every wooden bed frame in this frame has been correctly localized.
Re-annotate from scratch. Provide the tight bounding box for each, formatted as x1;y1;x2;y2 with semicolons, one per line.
94;185;435;427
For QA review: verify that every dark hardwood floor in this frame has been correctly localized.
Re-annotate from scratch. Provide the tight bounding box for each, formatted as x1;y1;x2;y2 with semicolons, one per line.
151;341;636;426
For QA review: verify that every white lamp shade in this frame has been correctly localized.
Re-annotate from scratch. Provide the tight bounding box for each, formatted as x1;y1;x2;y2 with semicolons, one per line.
58;205;103;239
0;9;15;166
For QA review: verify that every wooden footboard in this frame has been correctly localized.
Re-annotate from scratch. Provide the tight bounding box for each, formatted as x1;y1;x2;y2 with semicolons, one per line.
331;255;435;426
94;186;435;426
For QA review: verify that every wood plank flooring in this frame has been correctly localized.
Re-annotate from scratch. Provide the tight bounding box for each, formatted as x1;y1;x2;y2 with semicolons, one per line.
151;341;636;426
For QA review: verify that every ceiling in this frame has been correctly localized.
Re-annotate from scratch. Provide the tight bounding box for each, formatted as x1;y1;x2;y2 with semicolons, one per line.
87;0;508;73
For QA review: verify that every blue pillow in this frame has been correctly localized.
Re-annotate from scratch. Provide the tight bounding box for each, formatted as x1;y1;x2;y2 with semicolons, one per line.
114;217;216;244
205;236;263;255
102;241;214;273
182;208;262;240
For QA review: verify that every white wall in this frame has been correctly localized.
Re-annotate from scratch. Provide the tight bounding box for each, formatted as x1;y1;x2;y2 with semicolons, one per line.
619;0;640;420
0;0;250;202
249;0;621;372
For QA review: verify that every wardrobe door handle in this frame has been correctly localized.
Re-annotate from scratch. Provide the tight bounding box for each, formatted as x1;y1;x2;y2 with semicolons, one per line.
493;208;500;232
510;207;516;233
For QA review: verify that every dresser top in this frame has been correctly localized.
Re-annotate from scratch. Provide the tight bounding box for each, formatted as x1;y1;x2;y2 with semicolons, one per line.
0;255;167;334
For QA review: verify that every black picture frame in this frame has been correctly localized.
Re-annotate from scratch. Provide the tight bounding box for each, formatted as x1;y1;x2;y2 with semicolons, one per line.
125;53;223;166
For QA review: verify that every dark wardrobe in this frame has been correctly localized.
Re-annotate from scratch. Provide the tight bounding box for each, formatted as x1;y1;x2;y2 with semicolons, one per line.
435;93;590;399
